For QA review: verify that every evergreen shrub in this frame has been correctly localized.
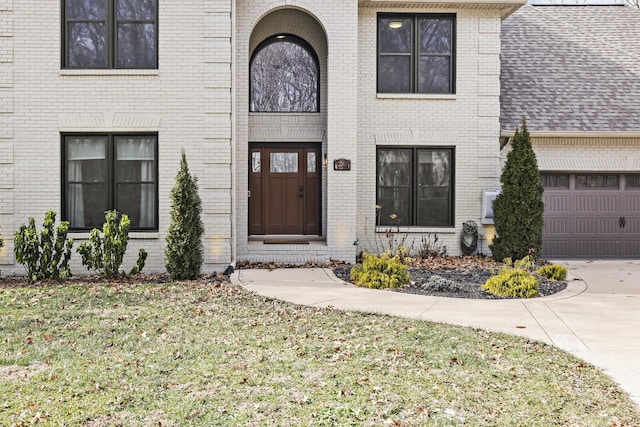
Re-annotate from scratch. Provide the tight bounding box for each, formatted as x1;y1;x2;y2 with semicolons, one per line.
350;251;410;290
77;210;147;278
537;264;568;281
491;118;544;261
482;256;539;298
14;210;74;281
165;150;204;280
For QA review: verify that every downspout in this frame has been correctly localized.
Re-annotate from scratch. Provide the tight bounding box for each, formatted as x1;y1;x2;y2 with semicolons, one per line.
225;0;237;276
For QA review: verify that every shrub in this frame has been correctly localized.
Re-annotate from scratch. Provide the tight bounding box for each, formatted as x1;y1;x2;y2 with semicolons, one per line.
77;210;147;278
537;264;568;281
13;210;74;281
491;117;544;261
350;251;411;290
482;256;539;298
165;150;204;280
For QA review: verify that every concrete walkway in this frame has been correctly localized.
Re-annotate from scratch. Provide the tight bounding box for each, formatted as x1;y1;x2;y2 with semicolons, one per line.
232;260;640;407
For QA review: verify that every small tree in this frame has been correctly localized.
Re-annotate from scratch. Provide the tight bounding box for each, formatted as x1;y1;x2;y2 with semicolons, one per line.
490;118;544;261
165;150;204;280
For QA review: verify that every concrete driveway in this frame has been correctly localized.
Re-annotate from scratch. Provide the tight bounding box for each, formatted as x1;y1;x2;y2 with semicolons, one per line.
233;259;640;407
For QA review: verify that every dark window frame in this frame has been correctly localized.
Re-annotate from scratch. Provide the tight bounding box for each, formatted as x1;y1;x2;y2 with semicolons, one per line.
376;146;455;227
61;133;159;231
62;0;159;69
377;13;456;94
249;34;321;113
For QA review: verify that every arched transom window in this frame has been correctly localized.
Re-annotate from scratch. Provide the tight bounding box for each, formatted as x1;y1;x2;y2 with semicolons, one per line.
250;35;319;113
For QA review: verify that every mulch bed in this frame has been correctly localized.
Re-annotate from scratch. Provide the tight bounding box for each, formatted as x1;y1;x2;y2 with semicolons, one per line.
332;256;568;299
1;256;568;299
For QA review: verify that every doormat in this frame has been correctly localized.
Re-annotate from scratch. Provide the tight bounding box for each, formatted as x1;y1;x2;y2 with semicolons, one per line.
263;239;310;245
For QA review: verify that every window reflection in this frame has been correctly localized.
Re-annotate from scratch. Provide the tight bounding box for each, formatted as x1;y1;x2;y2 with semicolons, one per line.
250;36;319;112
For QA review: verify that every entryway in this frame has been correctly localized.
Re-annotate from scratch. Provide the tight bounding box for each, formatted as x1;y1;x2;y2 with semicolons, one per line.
249;143;321;236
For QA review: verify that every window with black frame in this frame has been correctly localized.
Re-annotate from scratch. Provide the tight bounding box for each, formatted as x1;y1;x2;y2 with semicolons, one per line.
377;14;455;94
63;134;158;230
250;35;319;112
376;147;454;226
63;0;158;69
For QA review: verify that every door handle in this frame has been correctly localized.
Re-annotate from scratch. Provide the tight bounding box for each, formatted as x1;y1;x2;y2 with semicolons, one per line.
622;217;626;229
619;216;624;229
298;185;304;198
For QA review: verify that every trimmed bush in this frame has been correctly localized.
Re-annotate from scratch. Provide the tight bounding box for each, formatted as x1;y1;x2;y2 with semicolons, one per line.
14;210;74;281
491;118;544;261
77;210;147;278
165;150;204;280
350;251;410;290
482;256;539;298
537;264;568;281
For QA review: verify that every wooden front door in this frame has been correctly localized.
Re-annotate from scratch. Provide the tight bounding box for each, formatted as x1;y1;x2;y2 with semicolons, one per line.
249;144;321;235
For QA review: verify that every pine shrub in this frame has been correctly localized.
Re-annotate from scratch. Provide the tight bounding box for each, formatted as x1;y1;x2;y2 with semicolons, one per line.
537;264;568;281
350;251;411;290
13;210;74;281
490;118;544;261
165;150;204;280
77;210;147;278
482;256;539;298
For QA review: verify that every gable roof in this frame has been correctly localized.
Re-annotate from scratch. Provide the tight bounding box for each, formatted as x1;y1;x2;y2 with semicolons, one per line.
500;4;640;134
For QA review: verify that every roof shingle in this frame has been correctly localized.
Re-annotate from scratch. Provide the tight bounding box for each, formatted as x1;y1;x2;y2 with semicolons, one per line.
500;5;640;133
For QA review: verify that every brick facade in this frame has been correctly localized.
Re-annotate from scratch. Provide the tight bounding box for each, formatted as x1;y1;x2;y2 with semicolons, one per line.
0;1;522;275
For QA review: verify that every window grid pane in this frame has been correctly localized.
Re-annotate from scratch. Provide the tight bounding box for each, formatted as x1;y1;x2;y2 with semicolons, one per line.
626;174;640;189
116;23;157;68
541;174;569;189
67;22;107;68
576;174;619;189
66;0;107;20
377;149;412;225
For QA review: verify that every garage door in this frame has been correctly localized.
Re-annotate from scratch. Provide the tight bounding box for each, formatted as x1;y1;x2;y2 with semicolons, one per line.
542;173;640;258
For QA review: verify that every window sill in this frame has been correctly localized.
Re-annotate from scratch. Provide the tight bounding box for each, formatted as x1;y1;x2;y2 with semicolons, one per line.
248;112;322;116
375;226;455;234
69;231;159;240
376;93;456;101
60;69;159;77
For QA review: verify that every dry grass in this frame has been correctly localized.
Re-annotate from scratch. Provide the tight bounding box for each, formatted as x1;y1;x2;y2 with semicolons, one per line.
1;277;638;426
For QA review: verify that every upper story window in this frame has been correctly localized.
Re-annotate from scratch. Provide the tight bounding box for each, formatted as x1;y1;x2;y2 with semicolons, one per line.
377;14;455;94
63;0;158;69
62;134;158;230
250;35;319;112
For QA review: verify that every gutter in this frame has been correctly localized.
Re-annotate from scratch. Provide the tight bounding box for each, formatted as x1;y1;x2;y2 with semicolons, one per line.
226;0;237;276
500;130;640;139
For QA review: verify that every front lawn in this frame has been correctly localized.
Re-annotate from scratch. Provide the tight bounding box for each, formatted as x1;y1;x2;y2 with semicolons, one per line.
1;278;638;426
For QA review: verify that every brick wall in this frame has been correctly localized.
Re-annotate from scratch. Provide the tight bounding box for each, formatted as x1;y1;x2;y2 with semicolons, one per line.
357;8;504;256
0;0;234;275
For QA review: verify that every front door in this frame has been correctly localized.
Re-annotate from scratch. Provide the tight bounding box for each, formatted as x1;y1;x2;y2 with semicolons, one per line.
249;144;321;235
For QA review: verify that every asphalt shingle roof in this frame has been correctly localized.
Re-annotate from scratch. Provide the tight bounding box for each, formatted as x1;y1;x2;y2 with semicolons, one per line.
500;5;640;133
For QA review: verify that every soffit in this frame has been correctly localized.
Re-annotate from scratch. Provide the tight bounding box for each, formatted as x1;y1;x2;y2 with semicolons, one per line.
358;0;526;17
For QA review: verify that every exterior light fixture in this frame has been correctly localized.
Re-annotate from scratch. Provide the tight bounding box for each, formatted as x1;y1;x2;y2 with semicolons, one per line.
388;21;403;29
323;153;328;168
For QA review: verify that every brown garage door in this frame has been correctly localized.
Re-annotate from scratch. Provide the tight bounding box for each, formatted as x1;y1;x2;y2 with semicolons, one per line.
542;173;640;258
